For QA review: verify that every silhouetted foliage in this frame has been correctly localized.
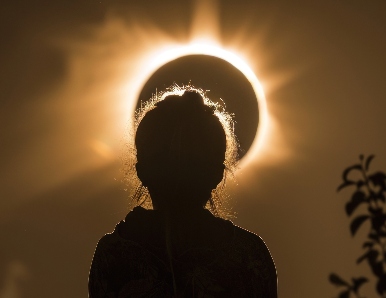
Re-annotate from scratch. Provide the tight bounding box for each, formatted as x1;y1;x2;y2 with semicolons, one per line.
330;155;386;298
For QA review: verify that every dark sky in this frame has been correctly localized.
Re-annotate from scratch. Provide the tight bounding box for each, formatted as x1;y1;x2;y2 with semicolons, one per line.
1;1;386;297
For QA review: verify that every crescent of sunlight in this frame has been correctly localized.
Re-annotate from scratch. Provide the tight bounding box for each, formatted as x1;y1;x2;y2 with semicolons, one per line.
129;42;270;169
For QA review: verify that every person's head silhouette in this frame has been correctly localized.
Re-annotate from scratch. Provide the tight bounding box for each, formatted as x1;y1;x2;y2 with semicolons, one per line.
89;87;278;298
134;89;236;215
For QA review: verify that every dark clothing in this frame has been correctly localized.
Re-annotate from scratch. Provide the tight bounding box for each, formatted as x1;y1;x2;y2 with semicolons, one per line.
89;207;277;297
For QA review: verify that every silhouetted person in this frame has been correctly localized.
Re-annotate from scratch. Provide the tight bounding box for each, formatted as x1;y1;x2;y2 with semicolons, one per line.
88;90;277;297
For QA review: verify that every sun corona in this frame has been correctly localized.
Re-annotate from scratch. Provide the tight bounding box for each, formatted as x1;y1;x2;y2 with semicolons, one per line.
130;42;269;169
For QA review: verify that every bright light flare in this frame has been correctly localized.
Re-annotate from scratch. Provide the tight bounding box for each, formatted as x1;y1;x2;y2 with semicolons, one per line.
52;3;288;189
128;42;270;169
90;139;115;161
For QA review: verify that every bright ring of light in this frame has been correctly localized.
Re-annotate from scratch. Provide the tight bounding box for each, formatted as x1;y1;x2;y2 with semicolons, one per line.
130;43;269;169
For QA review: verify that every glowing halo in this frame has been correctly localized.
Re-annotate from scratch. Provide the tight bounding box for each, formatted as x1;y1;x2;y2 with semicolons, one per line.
129;42;269;169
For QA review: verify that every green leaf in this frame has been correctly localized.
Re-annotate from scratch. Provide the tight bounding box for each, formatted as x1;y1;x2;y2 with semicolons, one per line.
350;215;369;236
329;273;350;287
345;191;366;216
365;154;375;171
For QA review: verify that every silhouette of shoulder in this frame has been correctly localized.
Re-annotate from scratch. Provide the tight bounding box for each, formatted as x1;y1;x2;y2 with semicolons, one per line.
89;208;277;297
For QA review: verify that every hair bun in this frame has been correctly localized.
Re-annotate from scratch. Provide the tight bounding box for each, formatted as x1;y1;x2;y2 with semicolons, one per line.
181;91;216;116
181;91;205;107
155;90;213;117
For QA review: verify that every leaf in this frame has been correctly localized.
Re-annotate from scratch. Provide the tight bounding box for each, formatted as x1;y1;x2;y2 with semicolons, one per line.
362;249;383;278
365;154;375;171
350;215;370;236
342;164;362;183
368;206;382;215
329;273;350;287
362;241;374;249
376;275;386;295
352;277;368;293
356;180;365;188
371;213;386;232
357;249;378;265
345;191;366;216
357;250;370;264
372;262;384;277
369;172;386;189
338;290;350;298
369;231;379;242
376;192;386;203
337;181;356;192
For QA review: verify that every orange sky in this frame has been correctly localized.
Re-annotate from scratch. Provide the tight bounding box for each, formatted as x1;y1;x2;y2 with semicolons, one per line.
1;1;386;297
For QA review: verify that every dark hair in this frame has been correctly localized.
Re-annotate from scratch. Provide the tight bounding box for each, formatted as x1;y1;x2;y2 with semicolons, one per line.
124;85;238;217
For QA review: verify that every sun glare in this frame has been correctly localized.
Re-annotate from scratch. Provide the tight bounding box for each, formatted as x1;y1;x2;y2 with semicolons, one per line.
66;0;283;172
127;42;269;169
